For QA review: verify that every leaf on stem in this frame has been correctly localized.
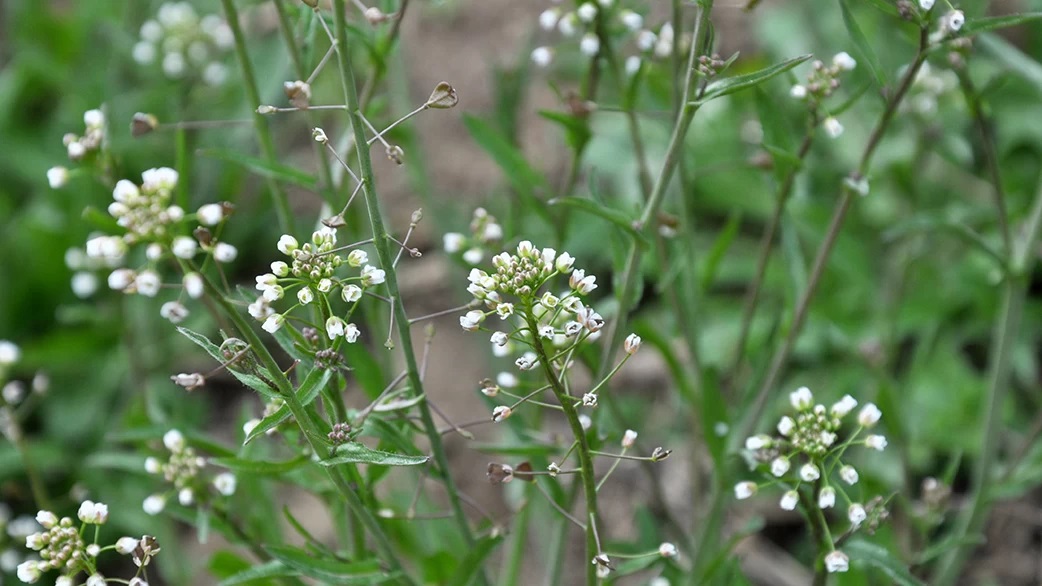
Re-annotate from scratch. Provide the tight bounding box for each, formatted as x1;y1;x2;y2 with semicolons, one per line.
692;54;813;105
319;442;429;467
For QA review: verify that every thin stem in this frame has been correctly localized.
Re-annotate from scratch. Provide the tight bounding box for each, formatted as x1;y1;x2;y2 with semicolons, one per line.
958;72;1011;253
526;310;600;586
219;0;293;233
329;0;481;563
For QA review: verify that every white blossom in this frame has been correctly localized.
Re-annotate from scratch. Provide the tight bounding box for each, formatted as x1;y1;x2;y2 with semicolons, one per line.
160;301;189;324
531;46;553;67
865;434;888;451
492;406;512;422
824;550;849;573
780;490;799;511
326;316;346;339
47;166;69;189
576;3;596;23
460;310;484;331
790;84;808;99
142;494;166;515
297;287;314;305
262;314;285;333
831;395;858;417
734;481;757;500
800;464;821;482
858;403;882;427
946;10;965;32
580;34;600;57
342;284;362;303
777;415;795;436
361;265;385;286
0;341;20;366
823;117;844;139
184;272;204;298
919;0;935;10
172;236;197;259
840;465;859;485
848;503;867;527
832;51;857;71
115;536;139;555
658;543;678;558
135;270;161;297
443;232;465;253
196;203;224;226
624;333;642;354
789;386;813;410
622;429;638;448
620;10;643;31
539;8;560;30
277;235;298;255
213;242;237;263
163;429;185;452
347;249;368;267
745;435;771;450
213;472;237;496
771;457;790;477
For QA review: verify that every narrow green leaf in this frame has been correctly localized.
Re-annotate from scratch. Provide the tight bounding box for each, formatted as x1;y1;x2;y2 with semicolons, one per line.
198;148;319;189
547;196;648;245
694;55;813;104
264;545;392;583
699;212;742;292
243;363;333;445
446;535;504;586
963;12;1042;34
177;327;280;401
979;33;1042;96
839;0;888;89
320;442;429;467
219;561;297;585
845;540;924;586
211;455;309;474
84;452;145;473
538;110;591;151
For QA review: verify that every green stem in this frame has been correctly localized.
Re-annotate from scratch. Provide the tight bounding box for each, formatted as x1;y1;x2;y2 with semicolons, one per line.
502;491;531;586
329;0;481;564
219;0;293;233
526;311;600;586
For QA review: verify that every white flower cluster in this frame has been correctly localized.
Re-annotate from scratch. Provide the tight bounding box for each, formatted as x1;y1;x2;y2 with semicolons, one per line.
59;109;105;165
142;430;236;516
734;386;888;574
531;1;672;70
133;2;233;85
903;61;959;118
17;502;153;585
789;53;858;139
443;207;504;265
251;228;381;339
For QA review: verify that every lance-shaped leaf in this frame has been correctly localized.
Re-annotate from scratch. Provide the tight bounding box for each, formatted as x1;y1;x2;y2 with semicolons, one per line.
845;540;925;586
839;0;888;89
244;366;333;445
211;455;309;475
177;327;280;401
548;196;648;245
263;545;395;583
962;12;1042;35
319;442;429;467
692;54;813;105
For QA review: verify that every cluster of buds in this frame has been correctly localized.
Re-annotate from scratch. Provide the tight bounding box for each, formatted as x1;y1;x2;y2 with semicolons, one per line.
443;208;504;265
531;1;679;71
251;228;383;339
789;52;857;138
132;2;232;85
61;109;106;166
696;53;728;78
142;430;236;515
78;167;236;324
734;386;889;574
17;502;156;585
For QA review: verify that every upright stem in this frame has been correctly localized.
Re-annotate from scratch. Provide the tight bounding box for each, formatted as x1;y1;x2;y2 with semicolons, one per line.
526;311;600;586
219;0;293;233
329;0;481;563
734;27;931;445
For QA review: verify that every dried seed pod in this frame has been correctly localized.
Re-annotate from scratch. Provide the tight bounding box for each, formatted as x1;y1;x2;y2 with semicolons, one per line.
426;81;458;109
131;112;159;137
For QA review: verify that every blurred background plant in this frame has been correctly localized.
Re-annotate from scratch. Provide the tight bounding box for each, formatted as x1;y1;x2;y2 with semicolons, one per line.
1;0;1042;584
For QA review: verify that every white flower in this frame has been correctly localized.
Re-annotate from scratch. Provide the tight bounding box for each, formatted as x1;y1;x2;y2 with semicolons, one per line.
17;560;41;583
577;3;597;22
142;494;166;515
789;386;813;410
184;272;204;299
316;278;333;293
460;310;484;331
539;8;560;30
777;415;795;436
491;332;509;346
531;46;553;68
624;333;642;354
0;341;20;366
347;249;368;267
214;472;237;496
67;140;86;160
622;429;638;448
203;62;228;86
865;434;888;451
579;414;592;430
492;406;512;422
141;167;178;192
262;285;284;302
580;34;600;57
171;236;197;259
108;268;135;291
745;435;771;450
160;301;189;324
496;302;514;319
780;490;799;511
144;243;163;261
538;325;555;339
823;117;844;138
197;203;224;226
790;84;808;99
515;354;537;371
497;372;518;388
262;314;285;333
831;395;858;417
558;13;577;36
819;486;836;509
582;393;598;407
47;166;69;189
824;550;849;573
443;232;465;253
620;9;643;31
57;575;74;586
326;316;346;339
800;464;820;482
569;269;597;294
135;270;162;297
361;265;385;286
946;10;965;32
858;403;882;427
344;323;361;343
848;503;867;527
177;488;194;506
163;429;185;452
625;55;642;76
771;457;790;477
832;51;857;71
554;252;575;274
463;248;483;264
297;287;314;305
115;536;139;554
547;462;561;477
144;457;161;474
84;108;105;129
213;242;237;263
277;235;298;255
86;574;107;586
271;261;290;277
342;284;362;302
658;542;678;558
734;481;757;500
840;465;859;485
636;30;657;51
919;0;935;10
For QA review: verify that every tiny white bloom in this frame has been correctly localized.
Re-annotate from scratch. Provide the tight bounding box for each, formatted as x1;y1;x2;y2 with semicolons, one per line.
946;10;965;32
780;490;799;511
163;429;185;452
777;415;795;436
57;575;74;586
745;435;771;450
579;414;592;430
108;268;135;291
361;265;385;286
771;457;790;477
840;465;859;485
636;30;657;51
347;249;368;267
823;117;844;138
580;33;600;57
317;278;333;293
84;108;105;129
462;248;483;264
577;3;597;23
492;406;512;422
832;51;857;71
184;272;204;299
17;560;42;583
142;494;166;515
160;302;189;324
344;323;361;343
789;386;813;410
819;486;836;509
831;395;858;417
144;457;161;474
342;284;363;303
196;203;224;226
620;10;643;31
800;463;820;482
443;232;465;253
262;314;285;333
86;574;107;586
531;46;554;68
658;542;678;558
115;536;139;554
790;84;808;99
848;503;867;527
582;393;598;407
491;331;509;346
271;261;290;277
178;487;194;506
0;341;21;366
625;55;642;76
623;333;642;354
213;242;238;263
622;429;638;448
277;235;298;255
326;316;346;339
214;472;237;496
539;8;560;30
297;287;314;305
734;481;757;500
172;236;197;259
865;434;888;451
919;0;935;10
47;166;69;189
135;270;162;297
497;372;518;388
858;403;882;427
460;310;484;332
558;13;577;36
824;550;849;573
